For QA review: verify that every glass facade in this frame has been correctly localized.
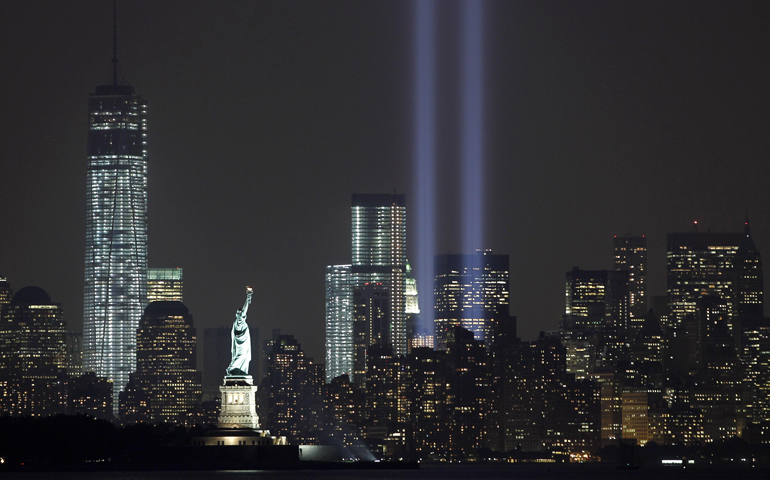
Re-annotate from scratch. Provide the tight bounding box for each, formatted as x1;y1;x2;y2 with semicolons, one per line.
83;83;148;408
325;264;352;383
147;267;183;302
351;194;407;356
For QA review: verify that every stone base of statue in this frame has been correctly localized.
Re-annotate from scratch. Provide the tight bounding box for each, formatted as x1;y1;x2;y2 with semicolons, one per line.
217;375;260;429
194;375;287;448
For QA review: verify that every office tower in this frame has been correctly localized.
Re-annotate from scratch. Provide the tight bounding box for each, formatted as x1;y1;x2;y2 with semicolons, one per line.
433;250;510;349
613;235;648;329
147;267;183;302
444;326;489;460
325;264;353;383
83;38;148;408
504;333;600;454
202;326;231;401
0;276;11;308
563;267;630;331
351;193;407;356
407;347;446;460
667;230;742;329
353;284;390;386
135;301;201;425
0;287;67;416
734;219;765;330
561;268;629;377
363;344;409;454
324;374;363;447
262;335;324;444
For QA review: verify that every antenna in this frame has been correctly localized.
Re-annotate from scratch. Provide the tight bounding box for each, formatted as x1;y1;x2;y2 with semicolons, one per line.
112;0;118;87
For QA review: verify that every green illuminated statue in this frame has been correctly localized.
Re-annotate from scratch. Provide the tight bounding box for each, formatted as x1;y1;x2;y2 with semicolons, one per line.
226;286;253;376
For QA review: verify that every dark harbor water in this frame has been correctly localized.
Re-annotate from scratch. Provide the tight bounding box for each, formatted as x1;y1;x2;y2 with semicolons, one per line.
3;464;770;480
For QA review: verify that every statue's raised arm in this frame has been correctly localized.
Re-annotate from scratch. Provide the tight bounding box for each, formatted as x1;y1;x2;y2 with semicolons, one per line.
227;286;254;377
243;287;253;314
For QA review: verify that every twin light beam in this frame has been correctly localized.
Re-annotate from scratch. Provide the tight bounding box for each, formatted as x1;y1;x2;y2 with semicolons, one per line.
414;0;485;331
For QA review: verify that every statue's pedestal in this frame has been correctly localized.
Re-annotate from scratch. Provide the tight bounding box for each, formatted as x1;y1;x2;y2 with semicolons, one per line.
194;375;287;447
218;375;259;429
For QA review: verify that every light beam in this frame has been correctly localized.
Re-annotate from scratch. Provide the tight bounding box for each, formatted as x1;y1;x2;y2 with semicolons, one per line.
461;0;484;256
413;0;437;335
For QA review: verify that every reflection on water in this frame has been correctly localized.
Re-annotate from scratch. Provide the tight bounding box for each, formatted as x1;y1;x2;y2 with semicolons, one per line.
4;464;770;480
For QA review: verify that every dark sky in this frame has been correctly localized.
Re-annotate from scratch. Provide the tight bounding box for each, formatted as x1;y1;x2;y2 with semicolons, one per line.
3;1;770;363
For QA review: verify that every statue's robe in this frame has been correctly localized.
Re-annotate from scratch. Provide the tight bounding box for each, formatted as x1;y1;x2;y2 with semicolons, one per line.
227;322;251;376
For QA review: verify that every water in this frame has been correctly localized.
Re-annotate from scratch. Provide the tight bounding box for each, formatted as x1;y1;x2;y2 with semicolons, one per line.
3;464;770;480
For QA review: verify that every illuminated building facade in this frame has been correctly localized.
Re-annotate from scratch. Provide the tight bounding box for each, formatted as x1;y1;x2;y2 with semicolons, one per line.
353;283;390;386
325;264;353;383
0;276;11;307
262;335;324;444
351;193;407;356
83;75;148;407
324;374;363;446
0;287;67;416
563;267;629;331
666;231;742;328
135;301;201;425
147;267;183;302
613;235;647;329
405;261;420;315
445;326;489;460
433;250;510;349
364;344;410;457
407;347;446;459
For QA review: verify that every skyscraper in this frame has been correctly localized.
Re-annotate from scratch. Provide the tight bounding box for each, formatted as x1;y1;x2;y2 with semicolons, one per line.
734;219;764;329
0;286;67;416
613;235;647;329
325;264;353;383
134;301;201;425
563;268;630;332
351;194;407;356
147;267;183;302
83;31;148;406
433;250;510;349
667;230;742;329
353;283;390;386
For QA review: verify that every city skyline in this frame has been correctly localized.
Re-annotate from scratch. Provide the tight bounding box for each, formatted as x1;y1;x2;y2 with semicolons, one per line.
3;1;770;362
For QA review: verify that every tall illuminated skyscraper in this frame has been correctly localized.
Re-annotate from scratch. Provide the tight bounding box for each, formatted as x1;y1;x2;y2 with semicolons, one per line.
613;235;647;329
325;264;353;383
433;250;510;349
667;230;742;329
83;30;148;406
351;194;407;356
135;301;201;425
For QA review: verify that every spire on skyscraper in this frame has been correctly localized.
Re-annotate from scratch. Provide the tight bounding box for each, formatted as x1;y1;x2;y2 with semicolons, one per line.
112;0;119;87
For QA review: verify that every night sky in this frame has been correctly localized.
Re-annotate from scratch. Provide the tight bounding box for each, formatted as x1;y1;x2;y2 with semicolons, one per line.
3;1;770;364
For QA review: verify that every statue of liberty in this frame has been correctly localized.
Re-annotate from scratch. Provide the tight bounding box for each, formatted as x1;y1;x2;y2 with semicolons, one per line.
226;286;253;376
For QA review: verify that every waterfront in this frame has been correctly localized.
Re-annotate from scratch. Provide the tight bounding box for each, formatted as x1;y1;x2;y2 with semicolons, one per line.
3;464;770;480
